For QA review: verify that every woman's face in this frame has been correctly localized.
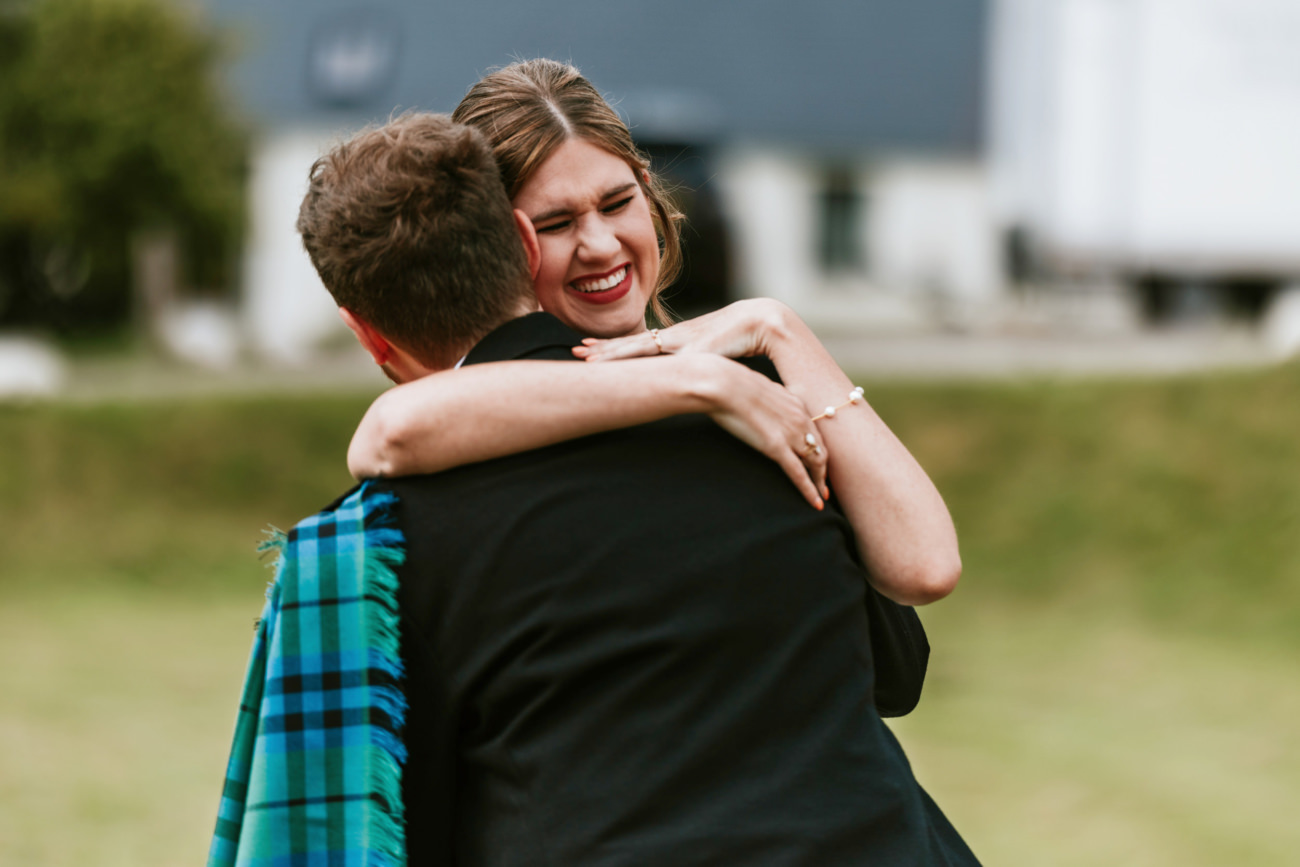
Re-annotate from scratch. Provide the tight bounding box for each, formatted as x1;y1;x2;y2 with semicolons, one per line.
512;137;660;338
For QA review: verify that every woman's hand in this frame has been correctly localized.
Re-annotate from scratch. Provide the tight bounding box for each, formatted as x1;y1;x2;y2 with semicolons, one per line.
699;356;829;510
573;298;793;362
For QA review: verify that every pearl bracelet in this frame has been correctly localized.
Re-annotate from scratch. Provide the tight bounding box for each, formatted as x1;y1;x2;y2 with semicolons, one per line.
811;386;865;422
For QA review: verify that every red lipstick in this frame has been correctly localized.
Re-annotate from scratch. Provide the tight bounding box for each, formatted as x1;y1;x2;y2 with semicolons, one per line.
567;264;633;305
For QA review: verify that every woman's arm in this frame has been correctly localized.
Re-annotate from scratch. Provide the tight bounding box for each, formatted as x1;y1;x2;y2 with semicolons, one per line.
349;352;830;509
575;300;961;606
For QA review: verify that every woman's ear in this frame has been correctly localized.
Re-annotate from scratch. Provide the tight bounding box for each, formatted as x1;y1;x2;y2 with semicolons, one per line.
513;209;542;281
339;307;392;365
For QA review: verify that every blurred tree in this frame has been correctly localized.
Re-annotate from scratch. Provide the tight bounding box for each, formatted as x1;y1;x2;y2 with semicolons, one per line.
0;0;246;333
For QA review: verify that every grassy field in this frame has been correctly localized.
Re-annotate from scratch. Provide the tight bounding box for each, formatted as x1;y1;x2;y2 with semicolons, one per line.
2;362;1298;865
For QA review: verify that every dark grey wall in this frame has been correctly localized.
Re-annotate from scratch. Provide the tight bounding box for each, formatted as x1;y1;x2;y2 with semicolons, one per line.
203;0;986;153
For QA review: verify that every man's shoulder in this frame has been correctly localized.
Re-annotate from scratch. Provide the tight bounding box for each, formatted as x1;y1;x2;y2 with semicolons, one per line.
286;482;400;546
317;482;366;515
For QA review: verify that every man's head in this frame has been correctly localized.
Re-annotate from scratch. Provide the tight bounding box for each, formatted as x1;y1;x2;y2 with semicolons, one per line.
297;112;538;378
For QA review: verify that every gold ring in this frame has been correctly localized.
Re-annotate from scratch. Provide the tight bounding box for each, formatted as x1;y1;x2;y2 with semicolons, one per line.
803;433;821;456
650;328;664;354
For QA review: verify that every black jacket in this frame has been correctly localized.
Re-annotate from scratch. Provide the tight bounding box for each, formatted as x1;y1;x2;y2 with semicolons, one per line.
379;313;978;866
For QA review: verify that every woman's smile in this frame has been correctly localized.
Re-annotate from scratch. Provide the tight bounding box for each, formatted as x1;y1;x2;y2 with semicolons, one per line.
570;264;633;303
513;138;660;338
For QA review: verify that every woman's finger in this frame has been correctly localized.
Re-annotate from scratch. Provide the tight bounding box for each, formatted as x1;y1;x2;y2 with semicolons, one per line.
573;332;661;361
800;430;829;499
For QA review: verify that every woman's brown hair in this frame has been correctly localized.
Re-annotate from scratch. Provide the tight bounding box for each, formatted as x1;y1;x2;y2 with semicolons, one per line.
451;58;683;326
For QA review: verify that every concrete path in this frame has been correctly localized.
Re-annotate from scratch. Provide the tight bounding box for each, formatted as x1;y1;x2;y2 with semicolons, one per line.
818;326;1278;381
55;344;389;403
2;325;1289;404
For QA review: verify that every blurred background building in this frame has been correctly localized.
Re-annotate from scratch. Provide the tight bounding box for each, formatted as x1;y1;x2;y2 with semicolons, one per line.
205;0;990;363
2;0;1299;376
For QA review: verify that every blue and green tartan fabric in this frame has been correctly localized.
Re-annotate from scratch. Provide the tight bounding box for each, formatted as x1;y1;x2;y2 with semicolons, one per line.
208;483;408;867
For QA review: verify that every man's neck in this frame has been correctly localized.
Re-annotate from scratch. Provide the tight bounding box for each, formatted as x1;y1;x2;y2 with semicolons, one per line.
511;297;543;319
394;298;543;384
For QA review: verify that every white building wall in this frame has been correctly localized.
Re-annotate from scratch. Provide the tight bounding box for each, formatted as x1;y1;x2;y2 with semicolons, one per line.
242;129;352;364
715;147;1001;332
870;160;1002;306
712;148;818;308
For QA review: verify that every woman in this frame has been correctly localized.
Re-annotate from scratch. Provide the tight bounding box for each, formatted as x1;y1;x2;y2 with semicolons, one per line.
349;58;959;607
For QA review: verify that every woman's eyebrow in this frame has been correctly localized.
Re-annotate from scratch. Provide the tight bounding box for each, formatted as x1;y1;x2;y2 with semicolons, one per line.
601;182;636;200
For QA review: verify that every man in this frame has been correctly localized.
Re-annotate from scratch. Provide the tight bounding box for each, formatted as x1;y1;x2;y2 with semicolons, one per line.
214;113;977;866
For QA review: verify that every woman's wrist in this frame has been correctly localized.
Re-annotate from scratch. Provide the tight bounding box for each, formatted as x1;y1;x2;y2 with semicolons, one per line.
754;301;827;381
740;298;796;359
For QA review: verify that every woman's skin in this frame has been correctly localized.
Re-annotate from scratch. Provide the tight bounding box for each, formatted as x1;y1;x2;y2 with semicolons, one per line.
349;138;961;606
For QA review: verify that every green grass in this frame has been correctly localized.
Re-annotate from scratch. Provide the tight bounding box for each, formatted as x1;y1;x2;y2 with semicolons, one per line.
869;363;1300;646
894;601;1300;866
0;589;259;865
2;362;1299;865
0;396;369;596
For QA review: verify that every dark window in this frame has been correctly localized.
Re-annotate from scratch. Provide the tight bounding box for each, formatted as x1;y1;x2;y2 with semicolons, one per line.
817;166;866;274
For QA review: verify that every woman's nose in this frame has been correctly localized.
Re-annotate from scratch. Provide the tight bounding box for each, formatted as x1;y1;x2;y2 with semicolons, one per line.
575;217;620;261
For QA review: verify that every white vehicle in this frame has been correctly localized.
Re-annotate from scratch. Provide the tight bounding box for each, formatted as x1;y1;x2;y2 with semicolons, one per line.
989;0;1300;321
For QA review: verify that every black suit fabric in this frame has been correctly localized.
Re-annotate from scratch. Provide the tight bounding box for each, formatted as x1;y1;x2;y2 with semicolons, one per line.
381;313;978;866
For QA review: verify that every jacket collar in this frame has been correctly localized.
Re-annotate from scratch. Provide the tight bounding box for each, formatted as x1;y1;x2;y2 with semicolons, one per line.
463;312;585;365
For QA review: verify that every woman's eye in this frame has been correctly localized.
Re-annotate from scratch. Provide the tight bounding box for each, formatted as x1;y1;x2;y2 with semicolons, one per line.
535;219;571;234
601;196;634;214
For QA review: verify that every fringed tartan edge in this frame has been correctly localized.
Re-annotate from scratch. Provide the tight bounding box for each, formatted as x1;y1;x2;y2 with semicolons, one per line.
354;485;409;866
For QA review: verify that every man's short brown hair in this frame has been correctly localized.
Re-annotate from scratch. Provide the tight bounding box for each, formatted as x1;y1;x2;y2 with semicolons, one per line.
297;113;532;368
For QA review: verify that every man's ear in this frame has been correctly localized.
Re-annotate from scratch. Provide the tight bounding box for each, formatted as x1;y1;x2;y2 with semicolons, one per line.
513;209;541;281
339;307;392;365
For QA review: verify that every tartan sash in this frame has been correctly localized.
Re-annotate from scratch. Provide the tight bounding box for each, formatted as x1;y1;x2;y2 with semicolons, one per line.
208;483;408;867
